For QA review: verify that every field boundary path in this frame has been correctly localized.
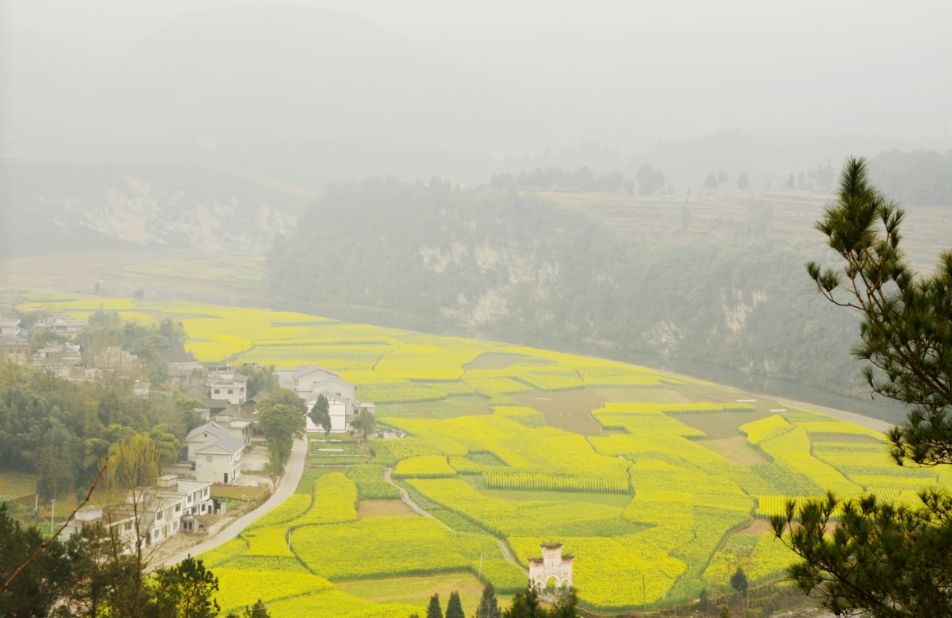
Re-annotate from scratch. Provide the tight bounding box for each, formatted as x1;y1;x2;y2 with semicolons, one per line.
384;467;448;526
496;539;527;576
385;468;527;575
155;435;308;570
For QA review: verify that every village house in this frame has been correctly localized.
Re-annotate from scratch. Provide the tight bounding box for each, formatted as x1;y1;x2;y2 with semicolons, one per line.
210;415;254;445
132;379;151;398
281;365;373;435
185;421;245;484
193;439;243;484
167;360;204;388
207;368;248;405
35;313;86;336
152;474;215;535
31;342;83;374
0;317;29;364
0;317;22;337
62;475;214;553
277;365;355;401
90;345;141;374
185;420;243;461
63;505;138;553
0;334;29;364
30;341;143;383
326;395;349;433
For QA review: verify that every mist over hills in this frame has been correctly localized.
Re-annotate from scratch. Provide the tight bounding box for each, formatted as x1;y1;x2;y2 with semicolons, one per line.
0;159;307;259
5;3;951;189
3;5;529;185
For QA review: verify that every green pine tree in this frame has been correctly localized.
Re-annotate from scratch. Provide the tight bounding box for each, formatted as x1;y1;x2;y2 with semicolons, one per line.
774;156;952;616
445;591;465;618
476;582;501;618
426;593;443;618
503;586;541;618
549;588;579;618
151;557;220;618
243;599;270;617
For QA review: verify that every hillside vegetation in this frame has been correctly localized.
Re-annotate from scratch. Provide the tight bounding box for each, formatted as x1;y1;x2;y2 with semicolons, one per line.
266;178;952;413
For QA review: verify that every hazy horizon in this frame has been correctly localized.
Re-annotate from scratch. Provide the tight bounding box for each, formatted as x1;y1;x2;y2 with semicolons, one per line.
3;0;951;171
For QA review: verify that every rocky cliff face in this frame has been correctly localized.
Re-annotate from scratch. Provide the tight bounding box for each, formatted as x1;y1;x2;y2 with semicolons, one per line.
267;179;866;400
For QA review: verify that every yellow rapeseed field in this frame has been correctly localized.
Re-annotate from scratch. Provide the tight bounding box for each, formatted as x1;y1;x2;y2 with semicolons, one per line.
21;296;952;612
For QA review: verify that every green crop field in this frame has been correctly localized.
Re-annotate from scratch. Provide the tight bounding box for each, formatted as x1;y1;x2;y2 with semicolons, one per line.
18;296;952;614
0;471;40;503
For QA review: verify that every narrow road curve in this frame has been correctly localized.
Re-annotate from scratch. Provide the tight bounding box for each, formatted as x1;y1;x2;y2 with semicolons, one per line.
384;467;526;575
156;435;309;569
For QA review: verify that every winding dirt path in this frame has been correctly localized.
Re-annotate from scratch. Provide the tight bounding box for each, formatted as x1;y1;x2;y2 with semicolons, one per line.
383;467;448;527
384;467;526;575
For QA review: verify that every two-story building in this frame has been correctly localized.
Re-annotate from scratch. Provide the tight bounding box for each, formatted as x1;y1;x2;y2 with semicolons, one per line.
62;476;214;552
193;438;244;484
277;365;355;402
207;369;248;405
186;421;245;484
148;475;215;539
281;365;367;434
157;475;214;516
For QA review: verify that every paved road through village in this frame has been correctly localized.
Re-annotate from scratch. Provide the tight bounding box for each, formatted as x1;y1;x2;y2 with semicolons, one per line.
156;435;308;569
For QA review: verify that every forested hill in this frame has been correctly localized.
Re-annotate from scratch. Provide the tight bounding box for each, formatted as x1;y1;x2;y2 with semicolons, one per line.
267;178;920;409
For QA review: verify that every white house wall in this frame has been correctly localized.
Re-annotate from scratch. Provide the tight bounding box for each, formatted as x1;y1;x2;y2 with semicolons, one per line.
194;453;241;484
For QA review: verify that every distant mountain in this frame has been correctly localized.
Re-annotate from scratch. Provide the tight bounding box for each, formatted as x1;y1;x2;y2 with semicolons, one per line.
0;159;309;259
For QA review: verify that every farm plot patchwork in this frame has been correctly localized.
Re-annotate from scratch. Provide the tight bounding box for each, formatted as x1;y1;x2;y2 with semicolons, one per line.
20;296;952;612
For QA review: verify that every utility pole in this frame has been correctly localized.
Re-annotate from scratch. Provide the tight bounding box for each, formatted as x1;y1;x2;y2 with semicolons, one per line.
49;499;55;536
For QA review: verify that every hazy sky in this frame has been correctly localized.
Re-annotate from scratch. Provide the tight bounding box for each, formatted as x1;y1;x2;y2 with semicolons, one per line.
3;0;951;153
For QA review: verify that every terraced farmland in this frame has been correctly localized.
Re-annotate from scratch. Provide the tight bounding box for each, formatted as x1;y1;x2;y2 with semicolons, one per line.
20;295;952;614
